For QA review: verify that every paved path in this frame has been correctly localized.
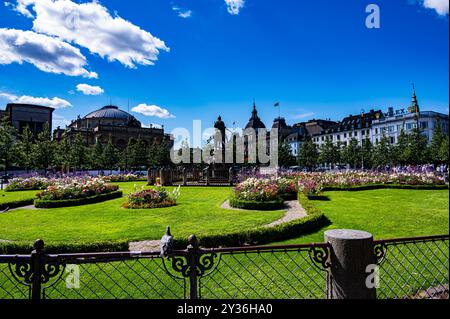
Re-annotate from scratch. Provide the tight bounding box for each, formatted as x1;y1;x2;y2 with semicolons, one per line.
129;199;307;252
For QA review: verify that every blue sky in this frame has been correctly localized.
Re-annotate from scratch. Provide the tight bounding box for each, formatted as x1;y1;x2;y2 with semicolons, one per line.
0;0;448;133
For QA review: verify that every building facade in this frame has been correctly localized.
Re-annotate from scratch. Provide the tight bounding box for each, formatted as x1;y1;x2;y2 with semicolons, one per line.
54;105;173;150
0;103;54;137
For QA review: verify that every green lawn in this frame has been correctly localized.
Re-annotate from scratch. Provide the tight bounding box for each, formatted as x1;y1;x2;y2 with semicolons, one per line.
0;187;448;299
276;189;449;245
0;183;284;244
0;189;37;204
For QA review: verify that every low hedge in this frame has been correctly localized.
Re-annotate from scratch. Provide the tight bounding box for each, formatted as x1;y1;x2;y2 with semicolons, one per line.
322;184;448;192
279;192;298;201
34;190;123;209
229;196;285;211
174;193;329;248
0;240;129;254
0;198;34;211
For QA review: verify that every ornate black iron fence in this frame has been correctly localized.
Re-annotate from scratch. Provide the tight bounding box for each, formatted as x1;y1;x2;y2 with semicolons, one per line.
0;233;448;300
374;235;449;299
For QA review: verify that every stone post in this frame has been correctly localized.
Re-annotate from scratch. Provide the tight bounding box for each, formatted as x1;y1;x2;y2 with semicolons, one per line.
325;229;377;299
205;166;210;186
183;167;187;186
159;167;165;186
229;167;234;186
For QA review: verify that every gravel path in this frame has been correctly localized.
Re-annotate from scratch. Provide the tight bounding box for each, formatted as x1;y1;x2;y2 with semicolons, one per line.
129;199;307;252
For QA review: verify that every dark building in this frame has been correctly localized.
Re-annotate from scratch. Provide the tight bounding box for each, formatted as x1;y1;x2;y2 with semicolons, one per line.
54;105;173;150
0;103;54;136
245;102;267;131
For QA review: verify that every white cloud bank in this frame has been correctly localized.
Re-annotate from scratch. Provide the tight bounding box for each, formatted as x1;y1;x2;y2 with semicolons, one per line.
76;83;104;95
224;0;245;15
0;92;72;109
423;0;449;16
13;0;170;69
0;28;97;78
132;104;175;119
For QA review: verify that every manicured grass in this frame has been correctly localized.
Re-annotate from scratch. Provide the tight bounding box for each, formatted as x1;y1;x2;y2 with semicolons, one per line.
276;189;449;244
0;183;284;244
0;189;37;205
0;188;448;299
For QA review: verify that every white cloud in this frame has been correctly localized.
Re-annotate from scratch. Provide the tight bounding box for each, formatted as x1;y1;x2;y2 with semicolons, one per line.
224;0;245;15
0;92;72;109
76;83;104;95
0;28;97;78
132;104;175;119
14;0;169;68
172;6;192;18
53;113;71;128
423;0;449;16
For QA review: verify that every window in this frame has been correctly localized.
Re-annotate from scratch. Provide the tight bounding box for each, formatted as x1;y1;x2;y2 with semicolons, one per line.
390;137;395;144
337;135;341;140
420;121;428;129
375;128;378;134
321;136;325;141
375;138;379;144
388;126;394;133
406;123;414;130
349;132;352;138
361;130;365;136
344;133;347;138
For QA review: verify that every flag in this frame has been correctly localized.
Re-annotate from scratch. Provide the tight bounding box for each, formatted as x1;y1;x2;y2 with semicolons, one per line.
274;102;280;107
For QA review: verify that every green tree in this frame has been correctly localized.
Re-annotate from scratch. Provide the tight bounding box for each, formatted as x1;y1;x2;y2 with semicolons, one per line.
341;138;361;168
439;135;449;164
361;137;373;169
15;126;34;172
103;136;119;173
393;129;409;165
428;119;445;164
0;117;16;176
69;133;88;171
90;141;105;171
54;138;72;174
278;141;296;167
372;134;393;168
298;136;319;170
319;137;339;168
128;138;148;171
33;122;54;174
404;128;428;165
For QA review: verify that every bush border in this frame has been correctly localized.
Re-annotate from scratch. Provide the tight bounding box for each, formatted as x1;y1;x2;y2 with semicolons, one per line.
34;190;123;209
229;196;285;211
0;240;129;254
0;198;34;211
173;192;329;248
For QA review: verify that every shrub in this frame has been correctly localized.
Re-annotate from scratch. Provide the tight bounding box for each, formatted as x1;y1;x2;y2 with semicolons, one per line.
34;190;123;208
0;240;129;254
0;199;34;211
174;192;329;248
229;196;285;210
123;186;180;209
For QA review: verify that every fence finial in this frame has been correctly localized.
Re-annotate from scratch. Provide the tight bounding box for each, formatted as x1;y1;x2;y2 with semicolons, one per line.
33;239;45;253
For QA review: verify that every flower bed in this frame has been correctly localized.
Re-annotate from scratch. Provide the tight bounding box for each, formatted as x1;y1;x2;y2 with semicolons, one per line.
123;187;180;209
5;177;53;192
275;177;298;200
292;171;446;198
230;178;285;210
34;191;123;209
104;174;147;183
33;177;121;208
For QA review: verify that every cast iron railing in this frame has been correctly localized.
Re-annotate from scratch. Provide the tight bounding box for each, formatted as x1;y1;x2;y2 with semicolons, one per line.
374;235;449;299
0;233;448;300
